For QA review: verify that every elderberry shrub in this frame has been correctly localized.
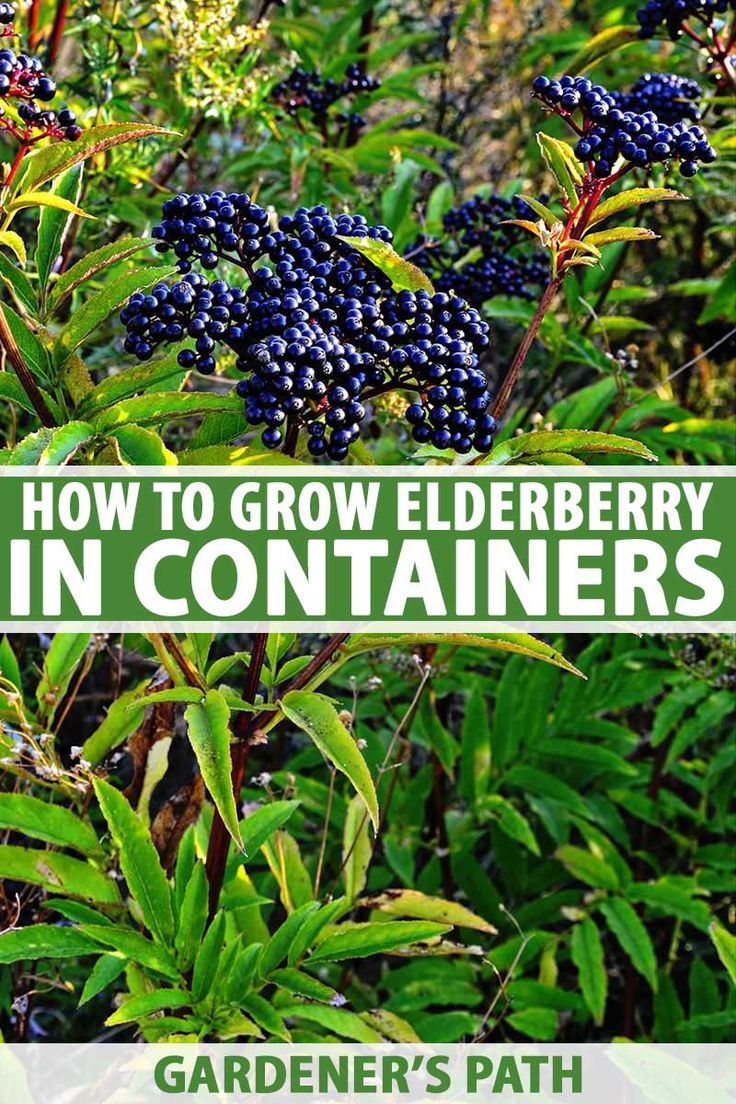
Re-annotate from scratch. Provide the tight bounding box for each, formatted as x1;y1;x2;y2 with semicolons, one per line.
407;193;549;308
636;0;734;40
532;74;716;177
122;198;495;460
270;63;380;135
612;72;703;125
0;46;81;141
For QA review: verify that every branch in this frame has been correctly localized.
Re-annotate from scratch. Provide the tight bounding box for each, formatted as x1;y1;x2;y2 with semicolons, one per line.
0;305;57;428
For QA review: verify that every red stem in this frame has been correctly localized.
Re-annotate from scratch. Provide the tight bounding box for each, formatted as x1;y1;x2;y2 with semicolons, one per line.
490;277;562;422
2;141;30;199
47;0;69;66
28;0;40;51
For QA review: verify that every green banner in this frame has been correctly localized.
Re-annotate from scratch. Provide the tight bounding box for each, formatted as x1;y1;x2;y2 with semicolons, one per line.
2;466;734;629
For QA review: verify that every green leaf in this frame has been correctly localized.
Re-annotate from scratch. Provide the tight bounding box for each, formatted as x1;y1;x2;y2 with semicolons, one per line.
459;684;491;802
53;265;175;365
506;1006;559;1040
599;898;658;991
337;235;434;293
699;261;736;324
240;799;301;855
588;188;686;229
630;882;710;932
81;924;178;978
37;421;94;466
0;251;38;314
537;133;582;206
709;922;736;985
184;690;243;850
191;910;225;1002
483;795;540;856
79;346;187;413
565;25;640;72
652;681;710;747
343;794;372;902
34;166;84;293
79;954;127;1006
269;967;339;1004
0;845;119;904
239;993;291;1041
518;194;560;229
19;123;173;193
109;424;177;466
0;793;99;855
82;684;149;767
286;898;351;966
92;390;243;431
0;924;99;963
0;634;21;689
106;988;191;1027
571;916;607;1025
48;237;153;313
345;632;583;677
93;778;174;944
363;889;496;933
0;302;51;383
555;845;620;890
308;920;451;962
260;902;321;977
483;428;657;465
281;690;379;831
36;633;91;718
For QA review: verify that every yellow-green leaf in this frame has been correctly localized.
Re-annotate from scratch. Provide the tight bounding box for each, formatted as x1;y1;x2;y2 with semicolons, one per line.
362;889;496;933
0;230;26;264
588;188;686;228
482;428;657;465
9;191;93;219
337;235;434;293
281;690;379;831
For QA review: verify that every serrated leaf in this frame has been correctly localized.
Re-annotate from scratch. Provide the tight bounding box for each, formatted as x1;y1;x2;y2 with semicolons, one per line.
93;778;174;944
92;391;243;431
184;690;242;850
79;954;127;1006
279;1003;382;1042
599;897;658;991
0;793;99;855
106;988;191;1027
281;690;379;831
35;166;83;293
37;420;94;466
0;301;51;382
109;424;177;466
269;967;339;1004
260;902;321;977
48;237;152;313
0;845;119;903
79;346;186;413
36;633;90;716
308;920;451;962
81;924;178;977
482;428;657;465
483;795;540;856
191;910;225;1002
18;123;173;193
0;924;99;963
53;265;175;364
537;133;582;206
571;916;607;1025
344;632;583;676
239;800;300;855
0;230;26;264
588;188;686;228
585;227;659;247
337;235;434;293
10;190;91;221
0;251;38;313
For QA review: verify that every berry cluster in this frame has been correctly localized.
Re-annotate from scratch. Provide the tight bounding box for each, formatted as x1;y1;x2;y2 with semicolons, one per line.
0;3;15;36
270;63;380;134
532;74;716;177
122;197;495;460
152;190;274;274
0;46;81;141
613;72;703;125
636;0;734;40
408;193;549;308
